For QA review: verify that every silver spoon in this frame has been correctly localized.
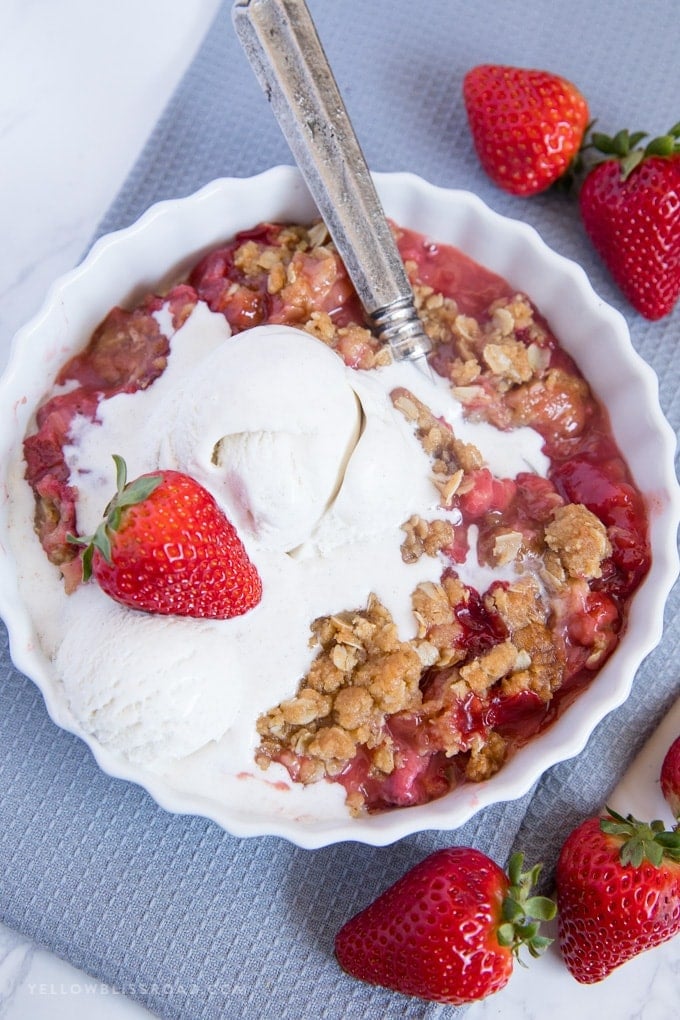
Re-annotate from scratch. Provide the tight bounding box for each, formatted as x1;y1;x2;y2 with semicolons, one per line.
232;0;433;367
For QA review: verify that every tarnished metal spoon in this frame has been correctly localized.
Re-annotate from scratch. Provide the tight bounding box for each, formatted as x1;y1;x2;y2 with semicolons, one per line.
232;0;432;366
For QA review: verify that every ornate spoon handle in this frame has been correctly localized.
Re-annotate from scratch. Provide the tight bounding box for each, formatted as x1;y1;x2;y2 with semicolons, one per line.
232;0;432;362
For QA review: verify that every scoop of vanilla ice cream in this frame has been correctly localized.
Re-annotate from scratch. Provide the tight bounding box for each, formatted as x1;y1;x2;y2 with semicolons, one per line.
55;587;243;764
157;324;362;552
301;366;444;555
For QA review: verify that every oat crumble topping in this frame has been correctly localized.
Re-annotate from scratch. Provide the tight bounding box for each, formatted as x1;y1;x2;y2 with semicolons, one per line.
256;595;424;794
400;516;457;564
544;503;612;580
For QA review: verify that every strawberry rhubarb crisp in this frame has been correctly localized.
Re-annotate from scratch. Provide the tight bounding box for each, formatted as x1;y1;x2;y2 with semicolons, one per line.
20;219;650;818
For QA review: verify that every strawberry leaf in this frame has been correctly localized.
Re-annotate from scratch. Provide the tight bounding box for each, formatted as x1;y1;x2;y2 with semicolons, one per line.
496;923;515;947
619;149;646;180
590;131;616;154
612;129;632;156
506;851;524;885
501;898;525;923
81;540;95;583
104;455;162;515
619;835;662;869
524;896;558;921
628;131;649;149
113;453;127;492
655;831;680;862
114;474;164;510
526;934;553;958
645;135;676;157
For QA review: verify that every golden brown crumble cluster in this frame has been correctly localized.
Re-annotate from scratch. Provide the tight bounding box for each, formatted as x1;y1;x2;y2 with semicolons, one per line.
544;503;611;581
408;271;550;389
400;516;456;565
256;595;425;813
409;267;592;443
254;225;615;815
391;388;484;511
256;569;577;814
233;223;392;371
411;574;563;717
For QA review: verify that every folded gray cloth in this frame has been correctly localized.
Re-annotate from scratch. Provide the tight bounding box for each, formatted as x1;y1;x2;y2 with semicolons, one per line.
1;2;678;1018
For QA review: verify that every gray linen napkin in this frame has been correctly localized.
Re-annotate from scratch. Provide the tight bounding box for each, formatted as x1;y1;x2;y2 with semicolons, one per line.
1;2;679;1018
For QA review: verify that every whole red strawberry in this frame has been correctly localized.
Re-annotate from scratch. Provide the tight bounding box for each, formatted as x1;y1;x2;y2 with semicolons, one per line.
661;735;680;819
335;848;555;1005
71;455;262;619
463;64;589;196
579;125;680;320
556;806;680;983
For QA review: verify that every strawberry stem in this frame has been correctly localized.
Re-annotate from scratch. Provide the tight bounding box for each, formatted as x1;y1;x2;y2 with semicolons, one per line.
496;852;556;962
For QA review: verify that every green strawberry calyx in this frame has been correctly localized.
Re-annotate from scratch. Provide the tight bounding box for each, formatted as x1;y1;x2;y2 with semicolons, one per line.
496;852;557;961
67;454;163;582
601;806;680;867
586;122;680;181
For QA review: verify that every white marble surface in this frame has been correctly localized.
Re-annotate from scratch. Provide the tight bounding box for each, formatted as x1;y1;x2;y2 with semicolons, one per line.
0;2;678;1017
